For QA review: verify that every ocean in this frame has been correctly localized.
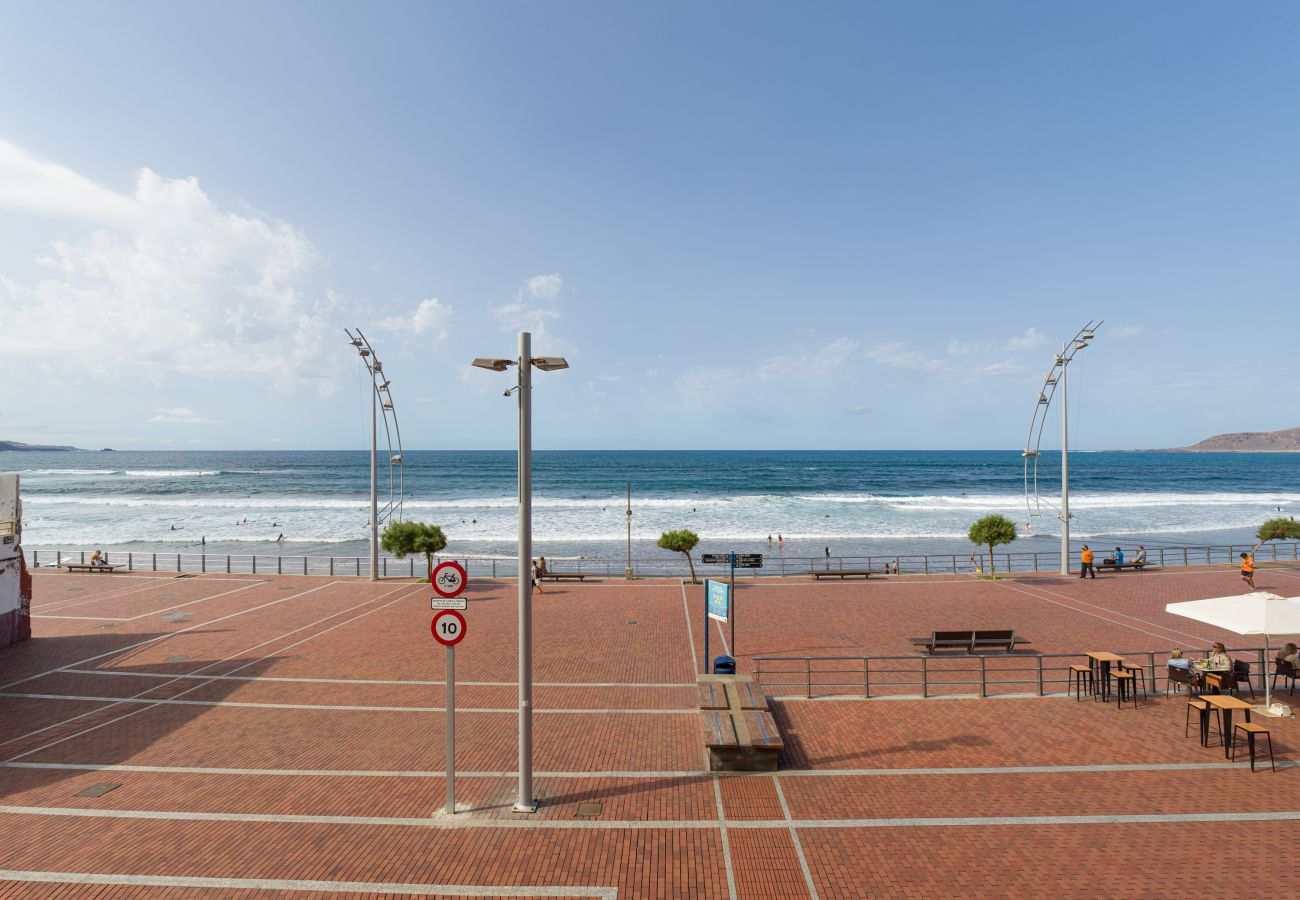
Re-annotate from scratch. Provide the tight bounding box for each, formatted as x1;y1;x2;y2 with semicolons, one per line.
6;449;1300;563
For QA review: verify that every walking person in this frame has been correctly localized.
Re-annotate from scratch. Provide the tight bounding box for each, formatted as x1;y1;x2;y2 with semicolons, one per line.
1240;551;1256;590
531;559;544;593
1079;545;1095;579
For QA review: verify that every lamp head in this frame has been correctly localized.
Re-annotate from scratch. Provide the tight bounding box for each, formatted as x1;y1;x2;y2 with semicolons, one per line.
472;357;515;372
531;356;570;371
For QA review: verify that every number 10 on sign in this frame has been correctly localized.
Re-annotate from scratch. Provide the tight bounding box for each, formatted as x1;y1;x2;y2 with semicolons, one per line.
432;610;466;814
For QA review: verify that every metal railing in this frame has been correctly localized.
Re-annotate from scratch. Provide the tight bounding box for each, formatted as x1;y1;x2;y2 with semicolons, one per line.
754;647;1276;700
21;541;1300;580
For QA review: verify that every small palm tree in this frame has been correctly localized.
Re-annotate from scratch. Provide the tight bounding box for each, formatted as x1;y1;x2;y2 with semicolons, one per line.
658;529;700;583
381;520;447;582
968;514;1017;576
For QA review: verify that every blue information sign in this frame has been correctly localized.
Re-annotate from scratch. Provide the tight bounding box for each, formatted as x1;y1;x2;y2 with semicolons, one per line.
706;579;730;622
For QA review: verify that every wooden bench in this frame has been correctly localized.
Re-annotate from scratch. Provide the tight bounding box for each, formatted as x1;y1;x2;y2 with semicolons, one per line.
909;630;1030;654
697;674;783;771
1098;560;1155;573
539;572;587;582
808;569;877;580
60;562;121;574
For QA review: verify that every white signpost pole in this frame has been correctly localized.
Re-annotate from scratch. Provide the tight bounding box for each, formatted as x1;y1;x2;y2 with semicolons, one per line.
446;642;455;814
430;563;468;816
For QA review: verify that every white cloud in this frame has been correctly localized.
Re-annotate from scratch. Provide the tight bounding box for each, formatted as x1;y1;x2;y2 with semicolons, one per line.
868;342;1022;380
0;138;332;391
1110;324;1143;339
522;273;562;301
868;342;951;374
378;297;452;338
494;274;567;349
758;337;860;380
147;407;218;424
1003;327;1047;351
948;327;1046;355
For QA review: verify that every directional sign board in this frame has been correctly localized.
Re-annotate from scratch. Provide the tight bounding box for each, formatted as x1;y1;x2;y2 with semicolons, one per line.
432;609;467;646
706;579;730;622
701;552;763;568
432;560;467;599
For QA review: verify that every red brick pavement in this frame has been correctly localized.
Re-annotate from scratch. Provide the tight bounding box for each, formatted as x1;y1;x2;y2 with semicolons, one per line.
3;570;1299;899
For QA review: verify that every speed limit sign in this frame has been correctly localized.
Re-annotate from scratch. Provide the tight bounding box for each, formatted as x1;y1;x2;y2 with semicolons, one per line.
432;609;466;646
432;561;467;599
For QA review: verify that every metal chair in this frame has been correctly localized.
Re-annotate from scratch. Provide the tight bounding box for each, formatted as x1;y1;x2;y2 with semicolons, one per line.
1230;660;1256;699
1166;665;1198;697
1272;659;1297;697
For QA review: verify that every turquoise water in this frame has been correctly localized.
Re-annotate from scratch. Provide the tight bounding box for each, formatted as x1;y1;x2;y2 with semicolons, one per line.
7;449;1299;560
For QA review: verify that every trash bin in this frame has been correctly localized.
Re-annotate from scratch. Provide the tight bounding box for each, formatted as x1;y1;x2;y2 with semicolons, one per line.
712;655;736;675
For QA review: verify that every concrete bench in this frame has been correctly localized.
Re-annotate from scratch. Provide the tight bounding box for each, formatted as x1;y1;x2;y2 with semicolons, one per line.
808;569;877;580
698;674;783;771
60;562;121;574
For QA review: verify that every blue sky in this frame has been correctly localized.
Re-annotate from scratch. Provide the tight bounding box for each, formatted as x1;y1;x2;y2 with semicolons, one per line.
2;1;1298;451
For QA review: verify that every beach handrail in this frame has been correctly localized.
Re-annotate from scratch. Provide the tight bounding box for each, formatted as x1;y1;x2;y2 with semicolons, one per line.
21;541;1300;580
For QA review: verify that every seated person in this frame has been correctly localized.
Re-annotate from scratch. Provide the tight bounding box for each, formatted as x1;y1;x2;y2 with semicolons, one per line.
1134;545;1147;565
1114;547;1125;565
1276;643;1299;668
1167;649;1192;670
90;549;102;565
1204;642;1232;671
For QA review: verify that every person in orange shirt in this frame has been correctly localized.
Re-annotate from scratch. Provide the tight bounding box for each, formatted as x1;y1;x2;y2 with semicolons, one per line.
1079;545;1095;579
1240;552;1255;590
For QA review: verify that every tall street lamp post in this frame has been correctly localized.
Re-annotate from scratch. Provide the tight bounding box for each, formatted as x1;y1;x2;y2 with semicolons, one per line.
472;333;568;812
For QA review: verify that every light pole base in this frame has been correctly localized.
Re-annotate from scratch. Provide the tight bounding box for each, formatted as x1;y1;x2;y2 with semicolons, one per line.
512;801;540;813
625;568;634;580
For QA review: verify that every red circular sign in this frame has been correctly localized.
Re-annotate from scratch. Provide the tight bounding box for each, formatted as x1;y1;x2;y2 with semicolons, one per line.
431;561;467;598
432;609;466;646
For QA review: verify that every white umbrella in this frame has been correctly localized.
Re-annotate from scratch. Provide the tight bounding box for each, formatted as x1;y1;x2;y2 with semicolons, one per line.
1165;591;1300;713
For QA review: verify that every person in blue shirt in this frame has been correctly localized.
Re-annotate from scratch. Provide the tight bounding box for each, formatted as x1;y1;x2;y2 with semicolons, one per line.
1114;547;1125;565
1167;649;1191;670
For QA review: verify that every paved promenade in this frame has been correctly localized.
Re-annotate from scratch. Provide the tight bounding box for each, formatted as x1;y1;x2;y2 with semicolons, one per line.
1;565;1298;897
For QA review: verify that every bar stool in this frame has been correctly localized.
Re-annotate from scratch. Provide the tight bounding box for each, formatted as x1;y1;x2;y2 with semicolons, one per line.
1118;662;1148;698
1112;669;1139;709
1185;698;1221;747
1231;722;1276;772
1069;664;1093;701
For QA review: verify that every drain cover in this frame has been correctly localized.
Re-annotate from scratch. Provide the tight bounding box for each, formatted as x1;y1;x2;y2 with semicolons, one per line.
98;623;119;629
164;656;190;663
76;783;121;798
161;612;193;621
67;588;85;593
626;620;638;625
576;802;603;817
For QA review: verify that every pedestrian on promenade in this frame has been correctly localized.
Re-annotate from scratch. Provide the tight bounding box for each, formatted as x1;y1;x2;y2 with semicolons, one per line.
1079;545;1095;579
538;556;548;575
531;559;544;593
1240;551;1255;590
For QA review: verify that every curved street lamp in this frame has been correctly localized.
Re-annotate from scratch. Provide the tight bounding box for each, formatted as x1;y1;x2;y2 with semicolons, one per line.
1024;321;1101;576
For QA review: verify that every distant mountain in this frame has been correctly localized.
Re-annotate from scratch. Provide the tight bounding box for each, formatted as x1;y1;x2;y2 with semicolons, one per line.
1170;426;1300;452
0;440;84;452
